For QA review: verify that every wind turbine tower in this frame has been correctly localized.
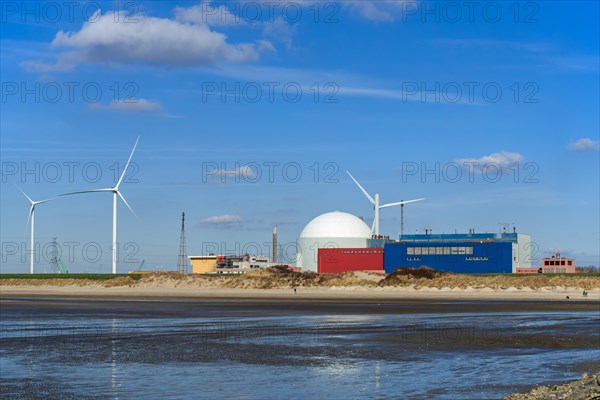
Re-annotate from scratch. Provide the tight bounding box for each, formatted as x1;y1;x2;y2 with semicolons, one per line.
16;186;59;274
60;137;139;274
177;212;187;274
346;171;425;237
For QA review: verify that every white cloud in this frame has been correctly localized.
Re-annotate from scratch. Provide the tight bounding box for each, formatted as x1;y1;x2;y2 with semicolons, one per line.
455;151;525;173
174;2;246;27
431;38;553;53
90;99;164;113
338;85;480;104
262;17;296;49
204;65;480;105
200;214;244;227
432;39;598;71
207;165;258;180
567;138;600;152
21;55;77;73
28;8;268;72
177;3;290;48
24;1;421;73
257;39;277;53
341;0;417;22
279;0;417;22
544;55;600;71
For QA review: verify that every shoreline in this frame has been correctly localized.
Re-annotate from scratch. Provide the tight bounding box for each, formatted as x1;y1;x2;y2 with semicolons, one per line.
1;285;599;303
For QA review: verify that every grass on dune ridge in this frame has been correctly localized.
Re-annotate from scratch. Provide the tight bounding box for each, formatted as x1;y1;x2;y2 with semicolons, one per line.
0;268;598;290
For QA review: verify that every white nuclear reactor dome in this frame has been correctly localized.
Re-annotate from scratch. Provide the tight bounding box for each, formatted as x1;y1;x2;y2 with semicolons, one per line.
299;211;372;239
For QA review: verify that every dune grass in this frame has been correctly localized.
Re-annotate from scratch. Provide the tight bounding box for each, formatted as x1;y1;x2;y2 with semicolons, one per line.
1;269;598;290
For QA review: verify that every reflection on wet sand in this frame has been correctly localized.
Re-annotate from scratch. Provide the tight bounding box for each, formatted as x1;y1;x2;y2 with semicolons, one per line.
1;297;599;399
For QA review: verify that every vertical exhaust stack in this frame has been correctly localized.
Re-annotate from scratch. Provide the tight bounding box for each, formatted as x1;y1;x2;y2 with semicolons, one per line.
400;202;404;240
272;225;278;265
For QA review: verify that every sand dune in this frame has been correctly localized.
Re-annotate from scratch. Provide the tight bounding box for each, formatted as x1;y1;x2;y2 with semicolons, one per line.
1;269;599;301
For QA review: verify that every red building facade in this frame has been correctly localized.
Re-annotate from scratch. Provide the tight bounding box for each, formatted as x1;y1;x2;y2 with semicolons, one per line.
318;248;384;274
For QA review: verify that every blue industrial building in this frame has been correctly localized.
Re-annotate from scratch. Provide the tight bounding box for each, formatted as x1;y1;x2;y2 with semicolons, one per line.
383;232;532;274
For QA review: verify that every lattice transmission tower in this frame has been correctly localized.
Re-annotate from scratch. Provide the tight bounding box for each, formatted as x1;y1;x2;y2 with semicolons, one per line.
177;212;188;274
50;238;68;274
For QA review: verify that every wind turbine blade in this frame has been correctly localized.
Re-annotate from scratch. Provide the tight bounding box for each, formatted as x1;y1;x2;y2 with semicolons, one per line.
117;191;138;221
59;189;111;197
379;202;402;209
36;196;63;205
380;198;426;209
15;184;65;205
116;136;139;189
346;171;375;205
14;184;34;204
25;205;34;236
400;198;426;205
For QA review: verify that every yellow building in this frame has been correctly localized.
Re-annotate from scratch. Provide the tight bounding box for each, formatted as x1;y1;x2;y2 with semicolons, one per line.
189;256;218;274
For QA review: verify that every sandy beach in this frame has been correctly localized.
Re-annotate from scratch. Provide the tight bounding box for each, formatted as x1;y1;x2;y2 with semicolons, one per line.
2;284;599;304
0;269;600;305
2;269;600;303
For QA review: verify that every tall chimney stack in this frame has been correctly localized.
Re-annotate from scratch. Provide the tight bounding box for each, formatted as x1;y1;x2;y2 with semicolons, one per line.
272;225;277;265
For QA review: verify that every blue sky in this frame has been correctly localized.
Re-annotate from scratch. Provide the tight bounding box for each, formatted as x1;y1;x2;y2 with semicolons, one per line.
1;0;599;273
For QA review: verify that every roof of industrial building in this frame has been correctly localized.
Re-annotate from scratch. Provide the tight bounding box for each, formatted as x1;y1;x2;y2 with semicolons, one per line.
398;232;524;242
189;256;218;260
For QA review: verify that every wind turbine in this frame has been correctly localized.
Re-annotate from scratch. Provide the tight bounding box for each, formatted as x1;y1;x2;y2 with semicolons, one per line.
61;137;139;274
346;171;425;237
16;186;59;274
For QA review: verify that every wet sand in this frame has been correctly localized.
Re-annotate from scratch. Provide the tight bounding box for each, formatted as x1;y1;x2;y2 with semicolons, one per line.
2;291;599;399
2;295;599;354
1;292;598;317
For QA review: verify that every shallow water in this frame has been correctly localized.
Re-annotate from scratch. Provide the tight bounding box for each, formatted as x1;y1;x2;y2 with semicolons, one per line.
1;298;599;399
